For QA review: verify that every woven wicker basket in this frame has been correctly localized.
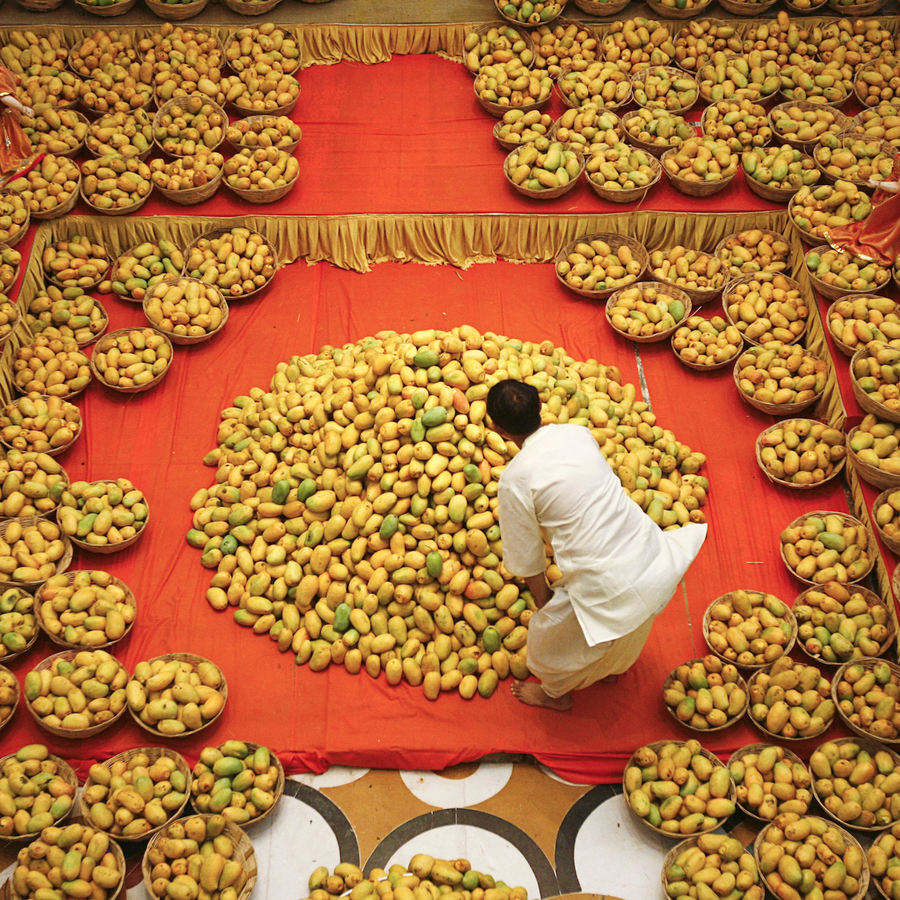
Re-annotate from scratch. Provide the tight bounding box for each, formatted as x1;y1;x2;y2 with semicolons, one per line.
794;582;895;665
873;487;900;556
57;480;149;555
476;85;552;119
855;59;897;109
153;97;228;157
143;277;228;345
83;747;192;840
813;132;896;190
37;111;91;161
787;192;829;249
807;246;891;303
703;591;797;670
717;0;777;12
504;145;584;200
554;233;648;300
81;186;152;217
586;155;661;203
650;260;724;309
623;740;736;838
91;328;174;395
0;517;73;592
229;90;299;119
74;0;137;15
722;272;808;347
44;247;109;293
15;0;65;9
464;22;534;75
493;117;556;152
0;194;30;250
556;63;632;112
850;344;900;426
620;110;683;159
182;227;279;302
713;230;793;280
746;667;834;742
225;171;298;204
769;100;853;153
35;571;136;651
128;652;228;739
0;664;19;735
0;752;77;841
755;419;846;491
144;0;208;17
646;0;712;15
0;587;39;664
833;658;900;747
781;509;875;586
26;648;128;738
155;169;223;206
743;166;802;204
782;0;827;10
630;66;698;114
142;815;256;900
827;0;885;13
661;147;738;197
662;657;749;732
226;115;302;155
846;425;900;491
726;743;809;820
495;0;568;25
572;0;629;14
606;282;691;343
31;176;82;222
222;0;282;13
671;328;741;372
0;395;82;458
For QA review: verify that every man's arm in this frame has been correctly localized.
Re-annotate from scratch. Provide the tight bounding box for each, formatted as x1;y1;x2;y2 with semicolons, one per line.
524;572;552;609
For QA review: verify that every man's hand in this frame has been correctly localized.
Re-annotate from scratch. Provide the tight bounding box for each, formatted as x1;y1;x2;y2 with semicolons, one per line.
524;573;552;609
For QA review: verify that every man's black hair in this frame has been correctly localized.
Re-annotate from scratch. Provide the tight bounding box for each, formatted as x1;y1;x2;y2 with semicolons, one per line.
486;380;541;436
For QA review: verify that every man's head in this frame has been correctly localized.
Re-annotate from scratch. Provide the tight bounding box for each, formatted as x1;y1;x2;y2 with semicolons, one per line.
486;380;542;437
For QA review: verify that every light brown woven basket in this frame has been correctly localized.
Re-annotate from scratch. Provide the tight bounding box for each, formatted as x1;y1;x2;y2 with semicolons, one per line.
717;0;777;12
82;746;192;840
846;424;900;491
229;90;299;119
713;229;793;280
90;327;174;395
671;326;741;372
606;282;691;343
572;0;629;13
650;257;724;308
35;570;136;651
25;648;128;739
833;657;900;747
143;277;228;345
703;591;797;670
855;58;899;109
0;664;19;736
504;145;584;200
646;0;712;15
851;344;900;426
813;132;896;190
556;62;632;111
128;652;228;739
794;582;895;665
722;272;808;347
44;246;109;294
144;0;209;18
182;227;279;302
746;667;834;741
781;509;876;586
35;111;91;161
222;0;282;13
0;587;39;664
620;110;684;159
742;164;802;204
806;246;891;303
755;419;846;491
0;517;73;592
787;192;830;249
554;233;648;300
782;0;827;11
0;193;30;250
663;657;749;732
726;743;809;820
57;480;150;555
494;117;556;152
14;0;65;9
81;185;152;217
142;815;256;900
769;100;853;153
74;0;137;15
226;115;302;155
623;740;736;838
155;168;223;206
224;170;298;204
661;146;738;197
827;0;885;13
476;85;552;119
153;97;228;157
0;395;82;458
586;154;661;203
630;66;698;114
31;174;82;222
495;0;568;25
0;751;77;841
873;488;900;556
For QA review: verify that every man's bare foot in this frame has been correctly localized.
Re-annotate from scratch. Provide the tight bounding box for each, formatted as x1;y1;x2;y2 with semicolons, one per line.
511;681;572;711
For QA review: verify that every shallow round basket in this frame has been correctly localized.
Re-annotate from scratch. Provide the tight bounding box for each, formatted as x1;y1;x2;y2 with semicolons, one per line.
464;23;534;75
769;100;853;154
83;747;191;840
743;167;802;204
15;0;65;9
573;0;629;13
0;589;39;664
0;664;19;736
222;0;282;13
783;0;827;9
703;592;797;670
833;658;900;746
646;0;711;15
606;282;691;344
32;176;82;222
717;0;777;12
142;278;228;345
45;248;109;294
620;110;683;159
142;815;256;900
0;195;30;251
663;658;749;732
493;117;555;152
827;0;885;13
671;328;740;373
846;425;900;491
825;295;899;360
554;233;648;300
182;227;279;302
651;262;724;309
229;90;299;120
755;419;846;491
224;171;297;204
155;169;222;206
128;652;228;739
81;186;151;217
722;273;808;347
586;155;661;204
873;488;900;556
622;740;736;838
794;583;895;666
754;816;868;899
630;67;698;114
90;327;174;395
813;133;896;191
726;743;809;820
807;246;890;303
0;517;72;592
476;84;551;119
661;147;738;197
855;60;898;109
0;751;77;841
504;145;584;200
556;63;632;112
0;395;82;458
26;648;128;739
35;571;136;651
781;510;876;587
495;0;567;25
153;98;228;158
74;0;137;15
746;667;835;742
713;229;793;281
57;481;149;555
851;344;900;426
227;115;301;155
145;0;209;17
787;192;829;249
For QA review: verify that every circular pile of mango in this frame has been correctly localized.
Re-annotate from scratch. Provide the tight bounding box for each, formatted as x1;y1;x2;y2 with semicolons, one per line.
150;151;224;195
663;834;762;900
874;489;900;538
92;328;172;391
857;58;900;107
224;147;299;194
852;103;900;147
814;134;894;184
829;295;899;352
729;744;811;819
869;823;900;897
632;66;697;111
705;589;793;667
42;236;108;291
848;414;900;477
13;337;91;398
698;52;781;104
807;247;890;294
724;274;808;345
663;655;747;729
0;588;36;660
505;139;581;193
18;70;82;111
584;143;657;193
771;104;848;144
0;744;75;837
602;19;674;75
624;108;693;150
557;60;630;109
0;520;68;587
183;228;275;298
496;109;553;147
795;582;891;664
782;513;872;585
818;18;891;66
153;52;227;109
81;156;153;212
111;240;184;302
0;193;29;246
144;277;227;340
187;327;708;698
835;660;900;741
463;25;535;73
139;23;221;66
663;137;738;184
5;155;80;218
224;69;300;115
78;61;155;115
476;59;553;111
758;420;845;487
672;316;742;369
735;343;826;409
530;22;600;78
555;106;619;152
740;15;821;61
0;450;68;519
715;230;791;279
743;145;820;192
0;247;20;294
607;284;688;338
749;659;835;739
811;738;900;829
0;395;80;457
0;667;15;728
58;479;148;549
557;236;643;293
650;247;726;292
779;60;854;105
225;24;300;74
673;19;740;72
625;740;735;835
26;288;107;347
852;339;900;414
87;109;154;159
497;0;564;24
154;97;227;156
702;99;771;151
225;115;302;152
790;182;872;243
83;749;189;838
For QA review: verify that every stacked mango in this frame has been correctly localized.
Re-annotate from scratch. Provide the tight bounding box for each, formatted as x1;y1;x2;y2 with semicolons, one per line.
585;143;657;193
729;745;812;819
86;110;154;159
814;134;894;184
497;0;564;24
183;228;275;298
779;60;854;105
715;230;791;279
853;339;900;414
818;19;893;68
463;25;535;73
531;22;600;78
724;274;808;345
857;59;900;107
790;182;872;243
743;146;820;192
58;479;148;548
190;741;279;824
92;328;172;391
555;106;619;152
607;284;687;338
663;835;762;900
735;343;827;408
807;248;890;293
111;241;185;302
781;513;871;584
672;317;743;368
848;415;900;477
706;589;793;667
651;247;725;292
506;139;581;192
834;660;900;740
698;52;781;104
154;97;226;156
81;156;152;211
557;61;630;108
557;236;643;293
0;588;37;659
853;103;900;147
663;656;747;729
869;824;900;897
0;520;68;586
625;108;693;149
225;115;302;151
601;19;674;75
474;60;553;110
663;137;738;183
758;420;846;487
0;744;75;837
21;109;87;157
771;105;848;144
749;659;835;739
632;67;697;111
496;110;553;147
26;288;107;346
702;100;771;151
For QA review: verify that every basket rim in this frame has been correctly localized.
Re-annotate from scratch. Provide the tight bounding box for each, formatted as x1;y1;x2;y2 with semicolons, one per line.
0;750;78;840
605;281;691;343
554;233;649;300
812;131;897;190
57;478;150;553
142;275;228;344
585;153;662;201
556;61;633;111
662;656;749;732
503;141;584;199
769;99;854;150
225;114;302;154
806;243;892;301
0;393;83;458
670;319;741;372
754;418;847;491
845;421;900;490
660;144;739;195
713;229;794;281
182;226;279;301
620;108;690;156
832;657;900;746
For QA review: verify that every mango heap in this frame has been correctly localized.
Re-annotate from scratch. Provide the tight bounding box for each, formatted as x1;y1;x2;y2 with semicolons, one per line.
663;834;763;900
186;328;708;698
729;745;812;819
0;744;75;838
0;587;36;659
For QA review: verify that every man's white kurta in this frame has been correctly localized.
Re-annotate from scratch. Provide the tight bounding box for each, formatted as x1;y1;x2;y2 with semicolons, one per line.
498;424;707;649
